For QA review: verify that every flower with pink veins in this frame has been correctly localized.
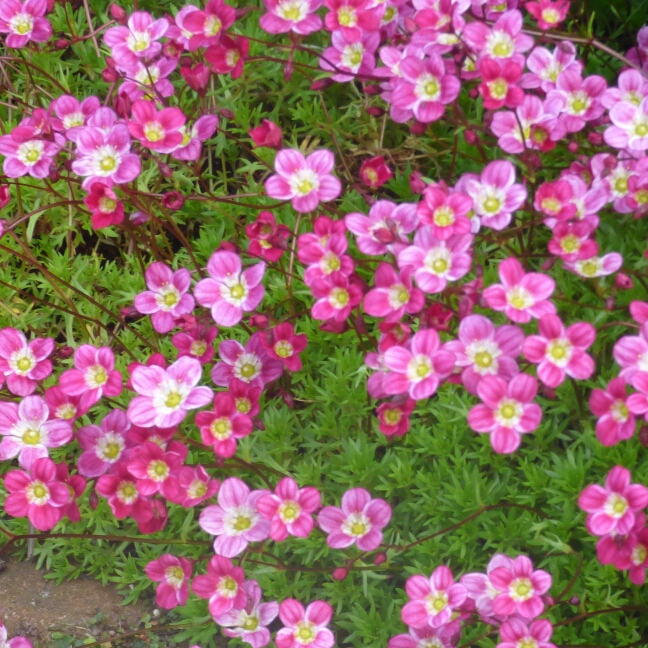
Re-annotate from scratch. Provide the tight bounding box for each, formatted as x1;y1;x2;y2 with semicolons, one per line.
397;229;473;294
382;328;456;400
320;30;379;83
547;221;597;262
228;378;262;417
417;185;472;240
103;11;169;66
134;262;195;334
498;619;557;648
613;322;648;380
0;327;53;396
172;326;217;365
194;250;265;327
526;0;569;30
0;621;33;648
563;253;623;278
257;477;321;541
363;263;425;323
51;95;100;140
127;441;186;502
605;98;648;152
176;465;219;508
402;566;468;629
3;457;68;531
171;115;219;161
324;0;382;40
445;315;524;396
0;134;59;179
619;526;648;585
318;487;391;551
119;57;177;101
128;356;213;428
522;314;595;388
388;626;456;648
482;258;556;324
578;466;648;536
390;54;460;124
478;58;524;110
192;554;248;617
181;0;235;49
128;100;185;153
589;377;636;446
260;0;323;35
276;599;334;648
0;396;72;470
522;42;581;92
205;34;249;79
298;228;354;286
377;397;416;438
460;553;513;623
145;554;192;610
467;374;542;454
360;156;393;189
84;183;124;229
77;408;131;478
259;323;308;372
44;386;88;421
0;0;51;48
602;70;648;110
534;179;577;222
199;477;270;557
310;272;363;323
195;392;253;458
265;149;341;213
213;580;279;648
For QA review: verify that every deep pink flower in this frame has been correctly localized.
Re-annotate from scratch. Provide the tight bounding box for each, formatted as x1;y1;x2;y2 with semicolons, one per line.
320;30;379;83
483;258;556;324
103;11;169;65
145;554;192;609
618;526;648;585
402;566;467;629
461;553;513;623
199;477;271;557
259;323;308;372
194;251;265;328
134;262;195;333
0;0;51;48
192;555;247;617
526;0;569;30
260;0;323;35
478;58;524;110
467;374;542;454
498;619;556;648
276;599;334;648
228;377;262;417
171;115;219;161
605;98;648;152
417;185;472;240
83;183;125;229
77;408;131;478
51;95;99;139
3;457;68;531
534;180;577;221
176;465;219;508
360;156;393;189
257;477;321;541
96;463;152;528
364;264;424;323
128;100;185;153
0;133;59;179
589;378;636;446
0;327;53;396
547;221;597;262
181;0;235;49
195;392;253;458
388;626;455;648
298;226;354;286
121;57;178;101
324;0;381;38
128;356;213;429
376;397;415;438
578;466;648;537
44;386;87;421
318;487;391;551
310;272;363;323
172;325;218;365
53;463;85;524
205;34;249;79
0;620;33;648
127;441;186;502
265;149;341;213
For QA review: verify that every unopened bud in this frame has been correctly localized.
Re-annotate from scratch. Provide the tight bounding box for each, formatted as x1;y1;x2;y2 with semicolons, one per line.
219;108;235;120
587;131;604;146
569;596;580;606
55;38;69;49
605;296;615;311
48;164;60;183
366;106;385;117
109;3;128;24
541;257;557;272
219;241;239;253
409;171;426;194
89;488;98;510
249;314;270;329
615;273;633;290
57;345;74;359
120;305;139;319
542;595;554;607
114;92;131;119
410;121;427;136
162;191;185;211
354;314;368;335
463;130;479;145
567;141;579;153
363;85;381;95
157;161;173;178
283;61;294;82
310;78;333;91
374;552;387;566
468;88;479;99
332;567;348;581
639;425;648;447
541;385;556;400
102;67;119;83
279;388;294;409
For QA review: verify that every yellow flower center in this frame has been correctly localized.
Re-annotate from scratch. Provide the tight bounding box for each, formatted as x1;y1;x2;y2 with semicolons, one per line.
351;521;367;535
22;429;41;445
211;417;232;440
500;404;516;419
493;41;512;57
541;197;561;213
432;258;448;273
163;292;179;307
243;616;259;631
636;124;648;137
279;501;300;522
296;178;314;194
541;7;560;23
580;260;598;277
100;156;117;172
165;392;183;408
274;340;293;358
233;515;252;531
488;78;508;99
191;341;207;357
17;357;33;372
25;149;40;162
560;234;579;253
549;343;567;360
104;442;121;460
144;122;165;142
425;79;439;97
383;408;402;425
32;483;47;499
614;178;628;193
205;15;222;36
240;363;256;378
282;3;302;20
484;197;501;213
296;623;316;644
338;6;356;26
236;397;252;414
475;351;493;368
99;197;117;212
230;283;245;299
433;206;454;227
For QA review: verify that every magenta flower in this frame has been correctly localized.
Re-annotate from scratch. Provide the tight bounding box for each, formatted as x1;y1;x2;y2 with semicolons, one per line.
547;69;607;133
192;555;247;617
0;133;59;179
377;397;416;438
249;120;283;150
0;327;53;396
535;180;577;222
461;553;513;623
172;325;218;365
497;619;556;648
0;396;73;470
259;323;308;372
320;30;379;83
360;156;393;189
199;477;270;557
3;457;68;531
96;463;152;528
265;149;341;213
276;599;334;648
228;378;262;417
298;226;354;286
128;100;185;153
467;374;542;454
364;264;425;323
194;250;265;327
324;0;381;38
195;392;253;458
59;344;123;410
621;527;648;585
547;222;597;262
0;0;51;48
445;315;524;395
260;0;323;35
145;554;192;610
388;626;455;648
176;465;219;508
483;258;556;324
604;97;648;152
318;487;391;551
589;378;636;446
310;272;363;323
0;621;33;648
44;386;87;421
205;34;249;79
578;466;648;536
103;11;169;66
77;408;131;478
128;357;213;428
84;183;125;229
382;328;455;400
181;0;235;49
246;211;290;262
402;566;468;629
478;58;524;110
127;441;186;501
172;114;219;161
523;42;580;92
134;262;195;334
257;477;321;541
417;186;472;240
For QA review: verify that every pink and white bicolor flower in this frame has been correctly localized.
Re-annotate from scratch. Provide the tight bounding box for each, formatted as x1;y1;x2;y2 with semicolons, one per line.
416;185;473;240
103;11;169;65
0;134;59;179
497;619;557;648
276;599;334;648
77;408;131;478
260;0;323;35
0;327;53;396
191;554;247;617
589;377;636;447
363;263;425;323
604;97;648;153
0;0;52;48
460;553;513;623
145;554;192;610
128;100;186;154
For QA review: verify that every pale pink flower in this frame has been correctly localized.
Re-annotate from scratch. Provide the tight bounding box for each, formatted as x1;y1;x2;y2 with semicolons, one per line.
417;185;472;240
192;555;247;617
556;173;607;229
602;70;648;110
482;258;556;324
265;149;341;213
276;599;334;648
145;554;192;609
589;378;636;447
318;487;391;551
0;327;53;396
260;0;323;35
522;42;581;92
388;626;455;648
563;253;623;278
578;466;648;536
0;134;59;179
320;30;379;83
77;409;131;478
194;251;265;327
613;322;648;380
199;477;270;557
461;553;513;623
363;264;425;322
176;465;219;508
0;0;51;48
604;98;648;152
51;95;100;140
526;0;569;30
497;619;557;648
103;11;169;66
467;374;542;454
128;100;186;153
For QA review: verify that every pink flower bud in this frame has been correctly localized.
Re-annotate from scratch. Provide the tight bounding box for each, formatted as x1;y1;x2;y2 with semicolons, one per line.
568;141;579;153
542;595;554;607
468;88;479;99
157;161;174;178
615;273;633;290
102;67;119;83
279;388;294;409
363;84;381;95
249;120;282;149
541;385;556;399
249;314;270;329
57;345;74;359
569;596;580;605
332;567;348;581
587;131;604;146
605;297;615;310
114;92;131;119
89;487;99;510
219;108;235;120
541;257;557;271
130;211;149;226
109;3;127;24
181;63;211;95
310;78;333;91
120;305;139;319
354;314;368;335
463;130;479;145
162;191;185;211
374;552;387;565
409;171;426;194
366;107;385;117
0;185;10;209
219;241;239;253
639;425;648;447
410;121;427;136
55;38;69;49
48;164;60;183
283;61;294;82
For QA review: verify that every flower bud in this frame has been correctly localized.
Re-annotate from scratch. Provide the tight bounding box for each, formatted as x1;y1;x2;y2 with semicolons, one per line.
279;388;294;409
219;108;235;120
410;121;427;136
181;63;211;95
57;345;74;359
162;191;185;211
468;87;479;99
55;38;69;49
540;385;556;399
0;185;11;209
567;141;579;153
332;567;348;581
639;424;648;447
163;40;184;59
89;487;98;510
542;595;554;607
409;171;426;194
541;257;557;272
374;552;387;565
366;106;385;117
615;273;633;290
109;3;128;24
363;84;381;95
463;130;479;145
48;164;60;183
249;314;270;329
114;92;131;119
130;211;149;226
283;61;294;82
587;131;604;146
120;305;139;319
157;161;174;178
249;120;282;150
605;296;615;310
310;78;333;91
102;67;119;83
354;314;368;335
219;241;239;253
569;596;580;606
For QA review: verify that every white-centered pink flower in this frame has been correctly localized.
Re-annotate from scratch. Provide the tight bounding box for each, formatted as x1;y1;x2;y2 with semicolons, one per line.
0;0;52;48
0;134;59;179
77;409;131;478
320;30;379;83
613;322;648;380
192;555;247;617
260;0;323;35
602;69;648;110
563;253;623;278
0;327;53;396
276;599;334;648
128;100;186;153
364;264;425;323
461;553;513;623
522;42;581;91
605;98;648;152
103;11;169;66
417;185;473;240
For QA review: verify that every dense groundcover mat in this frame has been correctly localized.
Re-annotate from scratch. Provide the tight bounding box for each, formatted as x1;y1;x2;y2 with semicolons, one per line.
1;0;648;645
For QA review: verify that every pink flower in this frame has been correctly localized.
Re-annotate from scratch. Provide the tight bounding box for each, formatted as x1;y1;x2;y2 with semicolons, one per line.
77;408;131;477
0;621;33;648
526;0;569;30
51;95;100;139
310;272;363;323
181;0;235;49
589;378;636;446
320;30;379;83
134;262;195;333
376;397;415;437
602;70;648;110
563;253;623;278
44;386;87;421
172;325;218;365
318;487;391;551
192;555;248;617
54;462;86;524
3;457;69;531
260;0;323;35
382;328;455;400
128;100;186;153
522;314;595;388
276;599;334;648
390;54;460;124
0;0;51;48
265;149;341;213
534;180;577;221
96;463;152;528
478;58;524;110
84;183;125;229
127;441;186;501
360;156;393;189
145;554;192;609
402;566;468;629
0;327;53;396
175;465;219;508
195;392;253;458
604;98;648;152
0;133;59;179
388;626;455;648
246;212;290;262
467;374;542;454
489;555;552;619
172;115;219;161
249;119;283;149
120;57;177;101
615;324;648;381
363;264;425;322
194;251;265;327
259;323;308;372
578;466;648;536
595;511;645;567
417;185;473;240
257;477;321;541
547;222;597;262
199;477;270;557
523;42;581;92
128;356;213;428
298;225;354;286
228;378;262;417
461;553;513;623
103;11;169;65
620;526;648;585
483;258;556;324
205;34;249;79
324;0;381;38
497;619;556;648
